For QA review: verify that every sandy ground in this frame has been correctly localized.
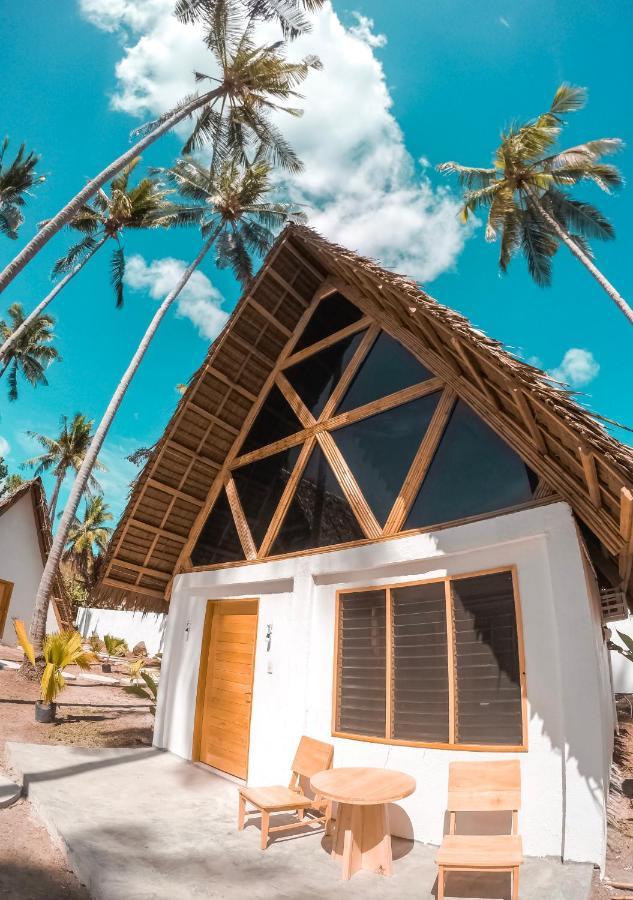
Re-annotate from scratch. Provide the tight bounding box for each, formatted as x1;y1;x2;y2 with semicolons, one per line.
0;643;154;900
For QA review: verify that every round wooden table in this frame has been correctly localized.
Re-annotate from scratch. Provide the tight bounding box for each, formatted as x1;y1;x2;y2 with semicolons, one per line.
310;767;416;880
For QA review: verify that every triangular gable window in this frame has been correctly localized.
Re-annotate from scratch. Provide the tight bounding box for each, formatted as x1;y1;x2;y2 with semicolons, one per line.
271;444;365;554
404;400;537;530
293;291;363;352
336;331;434;414
232;445;301;549
332;392;441;525
284;330;366;418
191;488;244;566
239;385;302;456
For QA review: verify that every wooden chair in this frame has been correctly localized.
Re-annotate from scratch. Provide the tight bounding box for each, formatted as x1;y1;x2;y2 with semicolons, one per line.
238;735;334;850
436;760;523;900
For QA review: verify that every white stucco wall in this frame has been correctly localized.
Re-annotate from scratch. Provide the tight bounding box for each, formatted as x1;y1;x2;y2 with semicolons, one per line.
0;492;56;644
611;615;633;693
76;607;167;657
155;501;614;868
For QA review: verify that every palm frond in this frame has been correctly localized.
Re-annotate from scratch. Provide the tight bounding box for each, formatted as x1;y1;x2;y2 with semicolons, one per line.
521;204;558;286
110;245;126;308
436;162;498;189
544;188;615;241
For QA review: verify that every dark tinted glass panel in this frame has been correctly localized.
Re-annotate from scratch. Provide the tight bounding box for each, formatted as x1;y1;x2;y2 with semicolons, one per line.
190;488;244;567
337;590;386;737
337;331;433;414
284;331;365;419
392;582;449;743
294;291;363;352
451;572;523;746
332;393;440;525
232;445;301;549
239;385;302;456
404;400;536;530
271;445;364;554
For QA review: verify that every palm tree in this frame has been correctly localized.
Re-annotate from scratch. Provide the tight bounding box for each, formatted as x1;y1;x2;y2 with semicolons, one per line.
63;495;113;586
0;159;197;363
438;84;632;324
0;304;60;400
25;157;305;661
175;0;324;39
0;2;321;293
0;138;45;239
22;413;106;520
0;473;25;497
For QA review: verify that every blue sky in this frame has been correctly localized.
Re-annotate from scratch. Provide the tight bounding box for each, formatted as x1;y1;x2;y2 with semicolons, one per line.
1;0;632;527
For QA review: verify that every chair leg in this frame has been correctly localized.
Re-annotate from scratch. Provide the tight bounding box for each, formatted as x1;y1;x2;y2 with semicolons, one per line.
437;865;444;900
260;811;270;850
512;866;519;900
238;794;246;832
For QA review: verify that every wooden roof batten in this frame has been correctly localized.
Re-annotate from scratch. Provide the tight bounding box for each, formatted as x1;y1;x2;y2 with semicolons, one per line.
94;225;633;613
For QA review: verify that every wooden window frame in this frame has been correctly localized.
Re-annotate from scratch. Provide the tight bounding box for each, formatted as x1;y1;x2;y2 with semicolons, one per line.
331;566;528;753
0;578;14;639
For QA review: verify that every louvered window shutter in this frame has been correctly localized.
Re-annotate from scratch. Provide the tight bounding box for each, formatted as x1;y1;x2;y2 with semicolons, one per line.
336;589;386;737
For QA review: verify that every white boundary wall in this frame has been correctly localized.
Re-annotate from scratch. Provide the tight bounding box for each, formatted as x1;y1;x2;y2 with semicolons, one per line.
0;492;56;644
77;607;167;657
610;615;633;693
155;501;614;868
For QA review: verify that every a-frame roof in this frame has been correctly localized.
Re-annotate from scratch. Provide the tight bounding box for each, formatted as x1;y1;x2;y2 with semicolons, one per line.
95;224;633;612
0;478;73;629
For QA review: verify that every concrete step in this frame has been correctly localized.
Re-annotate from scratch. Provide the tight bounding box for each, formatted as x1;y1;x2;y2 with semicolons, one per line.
0;773;21;808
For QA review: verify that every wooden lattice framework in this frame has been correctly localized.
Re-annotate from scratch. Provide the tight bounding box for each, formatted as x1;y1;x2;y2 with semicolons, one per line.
95;225;633;612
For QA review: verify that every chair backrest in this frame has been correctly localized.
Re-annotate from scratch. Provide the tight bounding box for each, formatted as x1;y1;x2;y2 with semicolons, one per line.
291;735;334;779
447;761;521;813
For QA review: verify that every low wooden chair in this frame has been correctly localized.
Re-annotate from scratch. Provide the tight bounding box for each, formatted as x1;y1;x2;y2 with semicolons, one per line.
238;735;334;850
436;760;523;900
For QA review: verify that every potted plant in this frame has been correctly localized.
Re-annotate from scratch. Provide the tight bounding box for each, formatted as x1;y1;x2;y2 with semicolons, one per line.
101;634;128;672
14;620;94;723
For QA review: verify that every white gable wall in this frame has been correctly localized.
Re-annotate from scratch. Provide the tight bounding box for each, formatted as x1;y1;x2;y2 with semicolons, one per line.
76;607;167;657
0;492;56;644
155;501;614;868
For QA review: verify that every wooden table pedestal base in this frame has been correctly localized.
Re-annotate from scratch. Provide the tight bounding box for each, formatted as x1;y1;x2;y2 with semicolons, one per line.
332;802;392;880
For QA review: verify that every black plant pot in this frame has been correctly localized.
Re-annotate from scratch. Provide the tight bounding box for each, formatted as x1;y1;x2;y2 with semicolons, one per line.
35;701;56;724
101;662;112;673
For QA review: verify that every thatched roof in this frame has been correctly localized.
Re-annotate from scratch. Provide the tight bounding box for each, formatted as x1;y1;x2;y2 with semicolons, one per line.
94;224;633;613
0;478;73;628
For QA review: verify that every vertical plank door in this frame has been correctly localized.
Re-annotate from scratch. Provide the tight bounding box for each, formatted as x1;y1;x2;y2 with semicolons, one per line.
0;580;13;641
198;599;258;779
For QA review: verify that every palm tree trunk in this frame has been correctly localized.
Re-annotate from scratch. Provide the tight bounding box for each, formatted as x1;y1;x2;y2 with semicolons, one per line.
24;231;219;664
0;237;107;362
0;89;221;295
529;191;633;326
48;472;64;522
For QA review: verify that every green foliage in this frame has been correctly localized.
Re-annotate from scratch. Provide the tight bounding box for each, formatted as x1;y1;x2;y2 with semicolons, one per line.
0;472;25;497
63;575;90;608
611;630;633;664
0;138;45;239
52;156;198;307
22;413;106;516
438;83;623;287
88;633;104;653
63;495;113;587
0;303;60;401
13;621;94;705
103;634;128;657
123;669;158;714
155;155;306;286
174;0;325;40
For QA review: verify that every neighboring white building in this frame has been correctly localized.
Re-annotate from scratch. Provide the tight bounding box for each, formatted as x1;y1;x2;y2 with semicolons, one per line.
0;479;69;645
611;615;633;693
76;606;166;657
96;226;633;872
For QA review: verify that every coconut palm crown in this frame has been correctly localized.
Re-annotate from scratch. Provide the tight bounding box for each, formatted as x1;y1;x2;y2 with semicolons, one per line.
438;84;631;323
63;495;113;585
0;303;59;401
22;413;106;520
175;0;325;40
52;157;198;307
156;154;307;285
0;138;45;239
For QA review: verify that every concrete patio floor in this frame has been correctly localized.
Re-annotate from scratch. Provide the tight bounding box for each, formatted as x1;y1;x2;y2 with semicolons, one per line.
7;742;593;900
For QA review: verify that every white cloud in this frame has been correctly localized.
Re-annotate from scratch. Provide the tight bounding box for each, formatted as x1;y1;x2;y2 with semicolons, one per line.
124;254;229;340
80;1;473;283
499;16;511;28
0;436;10;458
550;348;600;387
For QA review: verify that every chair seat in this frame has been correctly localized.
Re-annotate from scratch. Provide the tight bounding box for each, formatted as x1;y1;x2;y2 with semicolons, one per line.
437;834;523;868
240;785;313;812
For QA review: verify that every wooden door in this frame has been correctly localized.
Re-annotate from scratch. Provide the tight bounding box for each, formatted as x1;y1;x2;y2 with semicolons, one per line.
0;580;13;641
196;599;258;779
